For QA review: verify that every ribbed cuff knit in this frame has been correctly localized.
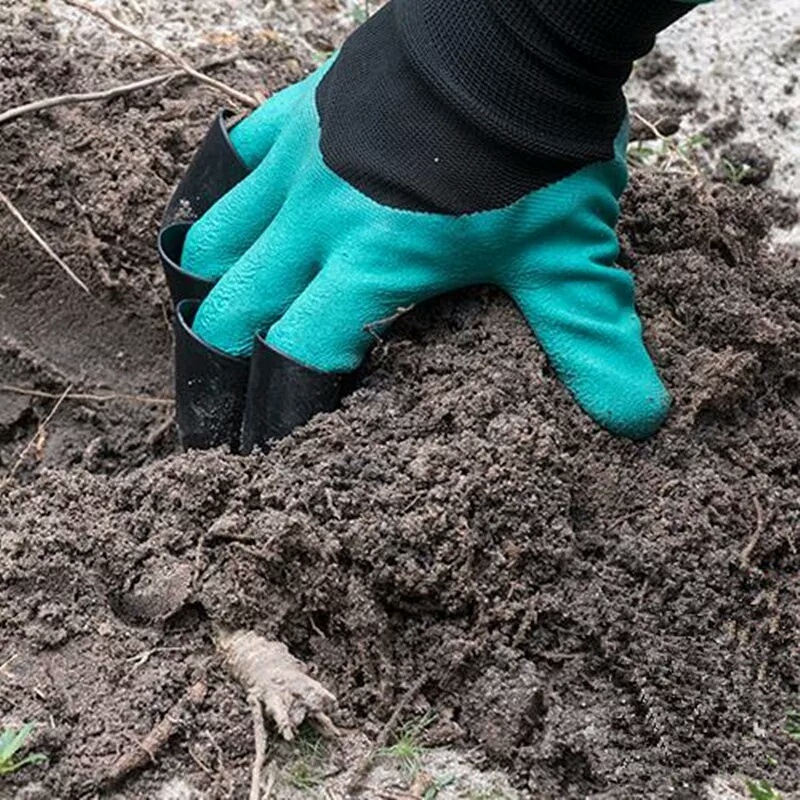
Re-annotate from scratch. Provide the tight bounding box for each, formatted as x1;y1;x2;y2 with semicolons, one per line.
394;0;693;155
316;0;696;213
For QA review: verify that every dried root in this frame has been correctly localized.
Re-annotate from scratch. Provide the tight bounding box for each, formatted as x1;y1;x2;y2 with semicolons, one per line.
217;628;339;800
218;628;339;741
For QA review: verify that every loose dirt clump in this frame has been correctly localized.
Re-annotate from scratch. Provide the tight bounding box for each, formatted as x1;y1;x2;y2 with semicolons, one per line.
2;6;800;800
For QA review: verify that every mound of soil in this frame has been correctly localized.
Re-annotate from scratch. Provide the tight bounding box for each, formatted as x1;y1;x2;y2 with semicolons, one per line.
2;8;800;800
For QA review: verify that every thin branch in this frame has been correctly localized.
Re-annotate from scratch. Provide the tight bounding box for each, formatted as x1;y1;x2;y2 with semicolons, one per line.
363;305;415;344
0;384;174;406
2;385;71;486
1;73;172;125
0;191;90;294
631;112;669;142
61;0;258;108
188;745;215;777
740;496;767;571
263;767;276;800
0;53;242;126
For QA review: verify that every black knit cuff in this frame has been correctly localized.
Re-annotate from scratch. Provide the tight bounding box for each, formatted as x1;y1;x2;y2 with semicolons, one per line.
316;0;694;214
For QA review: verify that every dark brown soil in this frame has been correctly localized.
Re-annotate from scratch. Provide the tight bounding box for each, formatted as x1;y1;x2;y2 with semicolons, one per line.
2;9;800;800
0;12;304;478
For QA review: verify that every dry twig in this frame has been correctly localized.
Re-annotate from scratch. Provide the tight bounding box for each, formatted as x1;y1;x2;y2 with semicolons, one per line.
98;679;208;789
145;413;177;447
740;496;766;571
263;767;276;799
346;674;428;795
61;0;258;108
0;53;243;126
0;191;90;294
125;646;191;669
2;385;72;487
0;384;173;406
363;305;415;344
188;744;215;777
1;73;174;126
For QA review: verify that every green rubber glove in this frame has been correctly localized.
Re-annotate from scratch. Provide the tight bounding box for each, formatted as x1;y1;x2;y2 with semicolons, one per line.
181;6;676;439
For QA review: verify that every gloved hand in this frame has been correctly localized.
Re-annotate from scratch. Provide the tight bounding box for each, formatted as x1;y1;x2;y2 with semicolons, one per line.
180;0;703;439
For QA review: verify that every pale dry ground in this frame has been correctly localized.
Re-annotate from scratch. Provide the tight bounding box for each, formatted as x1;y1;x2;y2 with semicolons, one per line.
631;0;800;246
6;0;798;797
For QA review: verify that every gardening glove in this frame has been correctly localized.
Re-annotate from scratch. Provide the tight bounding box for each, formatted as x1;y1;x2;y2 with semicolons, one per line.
179;0;708;440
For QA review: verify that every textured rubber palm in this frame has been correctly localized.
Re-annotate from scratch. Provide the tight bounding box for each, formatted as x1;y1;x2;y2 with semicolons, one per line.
181;60;670;440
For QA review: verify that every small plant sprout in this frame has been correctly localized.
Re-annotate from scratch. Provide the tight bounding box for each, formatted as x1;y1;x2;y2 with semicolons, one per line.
285;724;328;790
287;759;322;791
721;157;753;184
746;778;782;800
784;709;800;741
627;114;709;175
423;774;456;799
677;132;710;158
627;142;658;166
0;723;46;776
379;710;437;778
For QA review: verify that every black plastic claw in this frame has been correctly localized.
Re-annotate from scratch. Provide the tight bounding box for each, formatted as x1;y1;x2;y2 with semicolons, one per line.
158;110;250;306
161;109;250;229
241;335;349;454
174;300;250;452
158;222;217;304
163;110;360;451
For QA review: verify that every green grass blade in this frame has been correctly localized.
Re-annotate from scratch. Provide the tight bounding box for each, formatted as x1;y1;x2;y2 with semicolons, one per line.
0;729;14;760
0;723;34;762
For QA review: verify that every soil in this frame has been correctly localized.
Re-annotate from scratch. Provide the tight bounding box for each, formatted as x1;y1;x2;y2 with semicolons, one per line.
628;0;800;247
2;3;800;800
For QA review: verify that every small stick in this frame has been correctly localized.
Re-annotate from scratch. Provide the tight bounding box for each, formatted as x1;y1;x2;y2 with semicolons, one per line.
125;646;190;668
346;674;428;795
99;679;208;789
0;653;19;674
0;53;243;126
188;744;215;776
248;694;268;800
125;0;145;17
0;191;90;294
363;305;415;344
0;73;173;125
61;0;258;108
0;384;174;406
2;385;71;486
740;496;766;571
145;413;177;447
